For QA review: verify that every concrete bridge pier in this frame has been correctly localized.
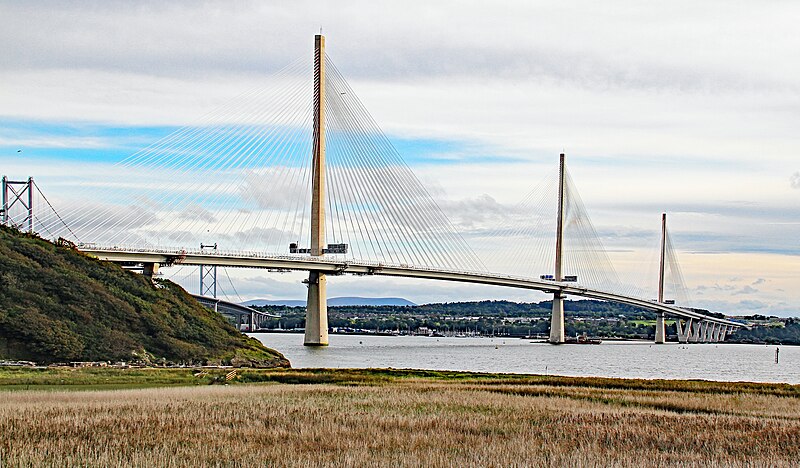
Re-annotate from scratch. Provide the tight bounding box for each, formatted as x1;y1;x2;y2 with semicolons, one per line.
304;271;328;345
708;323;719;343
142;262;159;279
676;318;688;343
697;321;706;342
654;312;666;344
676;318;731;343
549;293;565;344
688;320;700;343
716;325;728;342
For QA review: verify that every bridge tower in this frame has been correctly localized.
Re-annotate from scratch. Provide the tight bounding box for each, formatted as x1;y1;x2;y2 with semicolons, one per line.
304;34;329;346
1;176;34;233
199;242;218;298
549;154;567;344
655;213;667;343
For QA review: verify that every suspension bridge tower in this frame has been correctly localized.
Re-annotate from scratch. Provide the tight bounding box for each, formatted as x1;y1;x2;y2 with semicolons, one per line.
304;34;329;346
655;213;668;343
1;176;34;233
549;154;567;344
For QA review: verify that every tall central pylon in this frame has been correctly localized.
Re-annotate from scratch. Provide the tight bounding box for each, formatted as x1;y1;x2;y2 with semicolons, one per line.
304;34;329;346
654;212;667;344
549;153;567;344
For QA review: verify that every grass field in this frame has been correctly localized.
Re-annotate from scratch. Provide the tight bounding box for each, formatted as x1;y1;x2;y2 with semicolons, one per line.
1;367;799;466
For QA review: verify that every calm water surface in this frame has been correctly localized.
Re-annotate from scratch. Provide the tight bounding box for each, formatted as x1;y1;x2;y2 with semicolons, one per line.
251;333;799;384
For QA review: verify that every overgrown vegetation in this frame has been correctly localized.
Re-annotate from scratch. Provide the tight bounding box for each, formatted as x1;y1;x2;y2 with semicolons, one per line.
728;318;800;345
1;367;798;466
0;226;288;367
3;367;797;397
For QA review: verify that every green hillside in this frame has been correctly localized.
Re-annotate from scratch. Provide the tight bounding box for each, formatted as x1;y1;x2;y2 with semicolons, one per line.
0;226;289;367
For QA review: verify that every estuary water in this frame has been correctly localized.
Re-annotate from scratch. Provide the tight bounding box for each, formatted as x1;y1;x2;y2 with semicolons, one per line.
251;333;799;384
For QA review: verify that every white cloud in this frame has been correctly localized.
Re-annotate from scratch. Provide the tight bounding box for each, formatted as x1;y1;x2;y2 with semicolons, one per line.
733;285;759;296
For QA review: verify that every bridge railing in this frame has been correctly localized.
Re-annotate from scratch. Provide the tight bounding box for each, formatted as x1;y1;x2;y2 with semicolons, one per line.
81;243;555;281
77;243;641;290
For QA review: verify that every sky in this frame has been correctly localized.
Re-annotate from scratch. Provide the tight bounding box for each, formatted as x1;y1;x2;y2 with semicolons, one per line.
1;1;798;316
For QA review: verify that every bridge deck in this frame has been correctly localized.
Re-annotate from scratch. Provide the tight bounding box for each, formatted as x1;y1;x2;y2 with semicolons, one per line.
81;246;743;328
191;295;280;318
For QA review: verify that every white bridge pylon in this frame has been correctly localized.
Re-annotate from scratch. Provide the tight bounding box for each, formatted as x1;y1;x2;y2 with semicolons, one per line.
20;35;744;343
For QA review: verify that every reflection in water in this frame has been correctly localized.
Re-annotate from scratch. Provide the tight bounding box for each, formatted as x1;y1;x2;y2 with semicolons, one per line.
252;333;799;384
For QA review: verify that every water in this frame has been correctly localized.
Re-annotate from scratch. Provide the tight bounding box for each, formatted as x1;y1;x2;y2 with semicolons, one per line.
251;333;800;384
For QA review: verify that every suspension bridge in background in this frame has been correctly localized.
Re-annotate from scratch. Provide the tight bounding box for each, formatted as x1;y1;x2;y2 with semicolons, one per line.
1;35;745;345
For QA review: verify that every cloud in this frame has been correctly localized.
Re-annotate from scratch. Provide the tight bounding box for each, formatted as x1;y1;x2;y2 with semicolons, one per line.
733;285;759;296
178;204;217;222
437;194;516;230
1;1;797;93
736;300;769;310
0;134;115;150
791;172;800;189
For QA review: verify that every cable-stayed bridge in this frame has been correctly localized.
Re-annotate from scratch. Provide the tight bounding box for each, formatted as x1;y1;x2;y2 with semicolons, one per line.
3;35;744;345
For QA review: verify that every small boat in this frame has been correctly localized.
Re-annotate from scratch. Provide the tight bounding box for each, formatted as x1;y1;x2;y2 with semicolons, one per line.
565;334;602;345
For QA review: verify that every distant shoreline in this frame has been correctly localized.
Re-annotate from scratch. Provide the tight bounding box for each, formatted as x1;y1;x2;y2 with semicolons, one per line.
248;329;795;345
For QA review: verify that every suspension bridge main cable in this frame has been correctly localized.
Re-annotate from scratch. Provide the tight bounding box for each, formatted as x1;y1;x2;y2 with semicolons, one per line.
32;180;80;241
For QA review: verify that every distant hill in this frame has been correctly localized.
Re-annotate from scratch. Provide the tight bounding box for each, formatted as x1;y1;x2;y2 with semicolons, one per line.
0;226;289;367
244;299;306;307
243;297;417;307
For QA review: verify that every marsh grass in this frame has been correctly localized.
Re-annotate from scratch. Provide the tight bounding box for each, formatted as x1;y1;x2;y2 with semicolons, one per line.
0;367;213;391
1;368;799;466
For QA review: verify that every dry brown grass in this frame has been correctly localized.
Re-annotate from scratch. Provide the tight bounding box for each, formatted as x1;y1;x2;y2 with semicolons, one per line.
1;377;799;467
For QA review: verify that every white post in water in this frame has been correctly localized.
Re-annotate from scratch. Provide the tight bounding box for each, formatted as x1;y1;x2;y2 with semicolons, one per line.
655;212;667;344
304;34;329;346
549;153;566;344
